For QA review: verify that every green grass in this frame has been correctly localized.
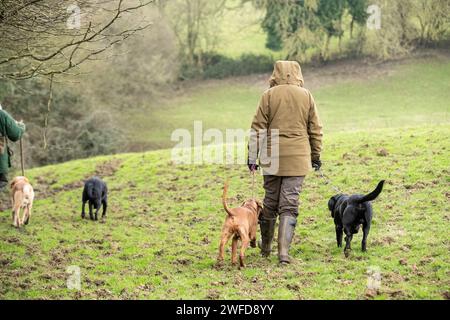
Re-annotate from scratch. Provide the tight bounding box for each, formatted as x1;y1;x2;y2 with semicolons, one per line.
124;85;260;149
216;1;283;58
317;59;450;132
1;55;449;300
0;125;449;299
124;57;450;150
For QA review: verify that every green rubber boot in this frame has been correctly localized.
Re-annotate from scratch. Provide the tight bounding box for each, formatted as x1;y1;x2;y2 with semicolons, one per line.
258;218;276;257
278;216;297;264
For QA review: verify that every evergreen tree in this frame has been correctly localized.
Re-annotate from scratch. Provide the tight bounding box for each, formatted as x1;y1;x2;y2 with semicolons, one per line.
346;0;369;38
316;0;346;60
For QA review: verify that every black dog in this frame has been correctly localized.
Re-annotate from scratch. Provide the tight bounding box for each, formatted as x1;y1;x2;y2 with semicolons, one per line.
82;177;108;221
328;180;385;256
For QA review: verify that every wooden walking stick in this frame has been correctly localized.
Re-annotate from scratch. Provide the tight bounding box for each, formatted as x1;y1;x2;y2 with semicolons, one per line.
20;138;25;177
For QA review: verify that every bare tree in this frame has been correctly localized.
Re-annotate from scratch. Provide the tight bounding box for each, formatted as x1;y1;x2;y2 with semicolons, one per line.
0;0;153;80
162;0;226;67
411;0;450;45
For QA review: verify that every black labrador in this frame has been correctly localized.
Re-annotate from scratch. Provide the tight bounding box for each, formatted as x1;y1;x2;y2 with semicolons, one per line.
82;177;108;221
328;180;385;256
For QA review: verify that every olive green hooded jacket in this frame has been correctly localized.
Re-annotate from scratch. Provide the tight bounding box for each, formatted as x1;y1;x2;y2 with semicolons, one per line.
0;110;26;174
250;61;323;176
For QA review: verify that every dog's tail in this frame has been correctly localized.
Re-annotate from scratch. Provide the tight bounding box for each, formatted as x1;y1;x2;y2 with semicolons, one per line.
357;180;385;204
222;180;234;217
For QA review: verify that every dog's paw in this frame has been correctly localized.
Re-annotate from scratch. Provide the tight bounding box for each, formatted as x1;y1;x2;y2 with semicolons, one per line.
344;249;351;258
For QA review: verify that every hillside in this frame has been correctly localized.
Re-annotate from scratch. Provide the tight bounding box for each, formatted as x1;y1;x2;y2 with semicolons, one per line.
1;53;449;300
1;0;449;302
0;124;449;299
122;52;450;151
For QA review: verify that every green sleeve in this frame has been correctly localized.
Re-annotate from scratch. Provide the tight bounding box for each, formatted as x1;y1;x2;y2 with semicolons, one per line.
0;110;25;142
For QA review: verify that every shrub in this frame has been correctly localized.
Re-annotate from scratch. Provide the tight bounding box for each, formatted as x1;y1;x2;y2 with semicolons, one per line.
0;79;122;168
181;53;275;80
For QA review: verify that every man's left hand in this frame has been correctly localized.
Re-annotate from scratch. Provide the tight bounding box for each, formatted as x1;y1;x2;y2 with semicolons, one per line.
312;159;322;171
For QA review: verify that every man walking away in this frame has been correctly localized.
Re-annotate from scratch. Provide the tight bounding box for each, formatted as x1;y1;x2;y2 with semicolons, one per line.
248;61;323;264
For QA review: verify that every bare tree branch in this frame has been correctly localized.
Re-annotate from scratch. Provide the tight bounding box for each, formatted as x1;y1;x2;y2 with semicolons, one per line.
0;0;154;80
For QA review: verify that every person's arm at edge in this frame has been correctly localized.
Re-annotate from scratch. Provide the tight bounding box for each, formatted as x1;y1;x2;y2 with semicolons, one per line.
2;111;25;142
307;91;323;167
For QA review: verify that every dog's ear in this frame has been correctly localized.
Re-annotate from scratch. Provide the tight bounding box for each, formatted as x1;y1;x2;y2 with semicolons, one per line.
328;196;337;212
10;177;19;189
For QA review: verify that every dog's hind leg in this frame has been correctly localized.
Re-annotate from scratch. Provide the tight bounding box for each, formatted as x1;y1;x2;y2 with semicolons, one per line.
239;237;250;268
217;230;232;265
344;230;353;257
94;207;100;221
238;228;250;268
13;207;20;228
12;209;16;227
362;223;370;252
11;193;18;227
101;199;107;220
19;206;25;227
20;206;26;226
231;236;239;265
81;200;87;219
24;203;32;225
336;225;343;248
88;202;94;220
249;226;257;248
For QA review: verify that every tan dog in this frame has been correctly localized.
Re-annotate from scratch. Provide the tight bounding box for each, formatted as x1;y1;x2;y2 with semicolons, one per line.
217;181;262;268
10;176;35;228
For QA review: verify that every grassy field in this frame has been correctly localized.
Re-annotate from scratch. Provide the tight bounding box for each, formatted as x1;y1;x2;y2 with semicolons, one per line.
0;55;449;300
123;55;450;150
0;125;449;299
216;1;276;58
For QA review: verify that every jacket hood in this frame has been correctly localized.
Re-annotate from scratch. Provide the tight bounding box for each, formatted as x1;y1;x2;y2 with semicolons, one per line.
269;60;304;88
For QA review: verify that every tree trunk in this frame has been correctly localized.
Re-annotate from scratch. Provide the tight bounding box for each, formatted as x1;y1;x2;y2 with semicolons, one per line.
350;19;354;39
321;34;331;63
